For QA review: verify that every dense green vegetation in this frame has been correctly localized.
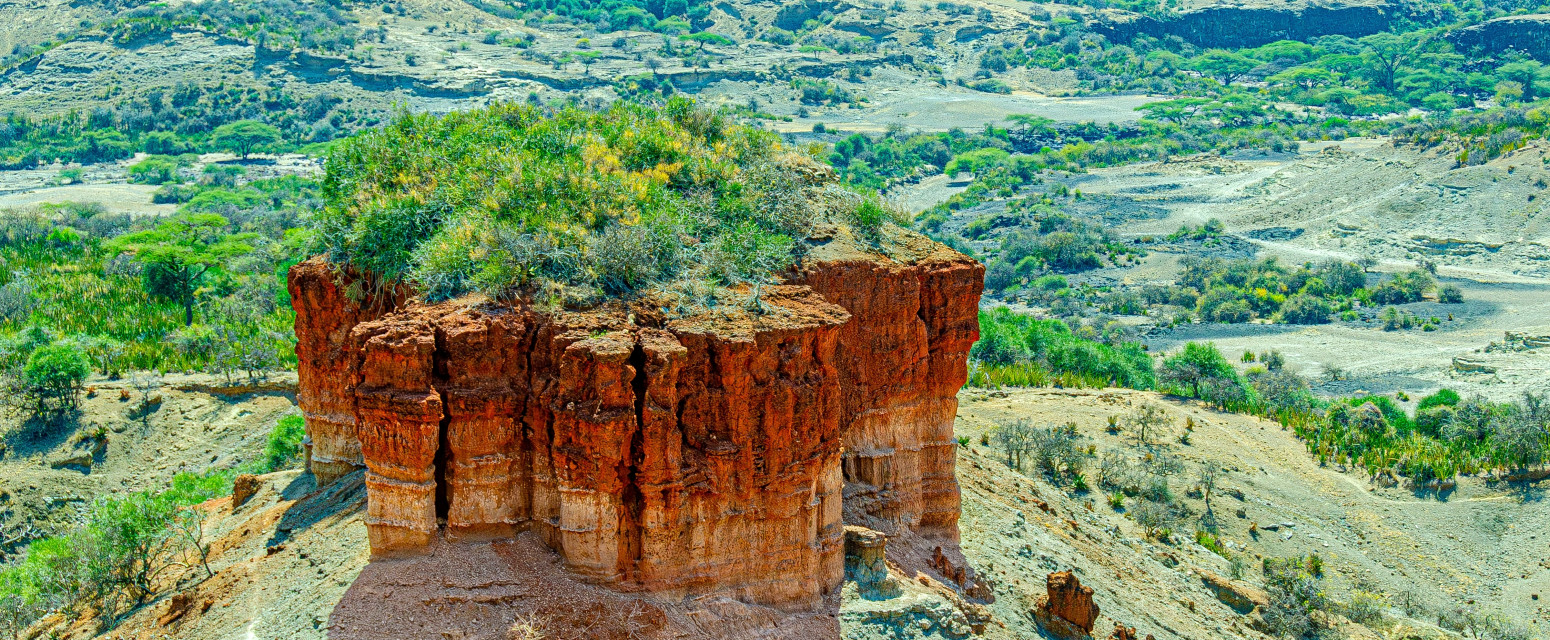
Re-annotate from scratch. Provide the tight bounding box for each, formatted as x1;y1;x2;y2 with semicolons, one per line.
0;84;360;168
471;0;715;32
315;98;897;304
0;181;306;385
0;471;229;635
1112;256;1454;326
971;307;1155;389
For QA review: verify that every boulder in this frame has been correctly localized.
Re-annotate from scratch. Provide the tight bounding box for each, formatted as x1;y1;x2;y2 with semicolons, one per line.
231;474;261;509
844;525;889;587
49;452;93;471
1196;568;1269;614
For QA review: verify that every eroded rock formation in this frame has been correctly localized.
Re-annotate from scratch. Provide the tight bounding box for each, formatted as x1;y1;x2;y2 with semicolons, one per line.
1035;571;1100;639
289;235;983;611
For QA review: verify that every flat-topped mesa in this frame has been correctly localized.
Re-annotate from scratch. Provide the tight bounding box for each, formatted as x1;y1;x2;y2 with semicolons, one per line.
287;233;983;610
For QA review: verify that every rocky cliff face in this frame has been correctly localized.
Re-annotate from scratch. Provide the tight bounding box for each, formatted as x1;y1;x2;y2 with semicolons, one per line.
1449;15;1550;61
288;263;394;486
287;237;983;611
1094;1;1396;49
793;241;983;541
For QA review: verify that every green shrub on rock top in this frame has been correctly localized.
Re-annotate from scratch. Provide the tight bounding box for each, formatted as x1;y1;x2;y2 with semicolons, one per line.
313;98;897;304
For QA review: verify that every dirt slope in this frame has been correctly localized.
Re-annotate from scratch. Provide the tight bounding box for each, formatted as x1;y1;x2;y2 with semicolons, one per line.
946;387;1545;639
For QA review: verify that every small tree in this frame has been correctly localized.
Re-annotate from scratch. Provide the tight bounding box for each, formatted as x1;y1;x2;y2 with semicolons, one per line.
109;214;255;325
18;342;89;418
994;418;1034;470
1159;342;1238;399
1197;460;1225;526
210;121;282;159
1123;403;1171;446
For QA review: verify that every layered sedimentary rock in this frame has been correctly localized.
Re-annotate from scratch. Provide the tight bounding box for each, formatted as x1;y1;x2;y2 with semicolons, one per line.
287;236;982;610
1094;0;1396;49
1035;571;1100;639
288;263;395;486
795;239;983;540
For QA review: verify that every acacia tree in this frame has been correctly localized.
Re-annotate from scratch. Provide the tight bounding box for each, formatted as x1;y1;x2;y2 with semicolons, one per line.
109;214;255;326
1191;50;1259;86
1357;32;1418;93
211;120;282;159
1160;342;1240;400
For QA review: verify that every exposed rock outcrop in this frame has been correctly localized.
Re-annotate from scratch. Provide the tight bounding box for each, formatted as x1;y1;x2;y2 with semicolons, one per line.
1449;15;1550;61
1094;1;1396;49
1196;568;1269;615
794;241;983;540
1034;571;1100;639
287;233;983;611
288;263;396;486
844;525;889;588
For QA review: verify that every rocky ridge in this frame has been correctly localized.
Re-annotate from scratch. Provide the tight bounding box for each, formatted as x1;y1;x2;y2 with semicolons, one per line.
1093;0;1397;49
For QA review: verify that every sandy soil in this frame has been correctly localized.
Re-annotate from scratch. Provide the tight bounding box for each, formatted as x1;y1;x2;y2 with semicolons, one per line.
0;373;299;546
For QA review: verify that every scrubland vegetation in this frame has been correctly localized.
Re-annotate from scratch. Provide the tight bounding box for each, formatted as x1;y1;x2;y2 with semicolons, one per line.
316;98;900;305
0;189;303;404
975;307;1550;487
0;414;303;635
0;85;357;169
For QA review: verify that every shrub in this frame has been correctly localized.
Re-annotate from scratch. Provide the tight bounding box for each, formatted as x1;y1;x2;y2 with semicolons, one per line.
0;471;228;632
315;100;876;305
259;415;306;472
1438;284;1463;303
127;155;180;185
1371;269;1434;304
1417;388;1460;411
1027;421;1090;483
1276;293;1331;324
1159;342;1248;407
970;307;1155;389
1122;403;1171;446
16;341;89;417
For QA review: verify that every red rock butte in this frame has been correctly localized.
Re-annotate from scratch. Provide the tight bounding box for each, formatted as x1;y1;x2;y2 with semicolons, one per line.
287;230;983;611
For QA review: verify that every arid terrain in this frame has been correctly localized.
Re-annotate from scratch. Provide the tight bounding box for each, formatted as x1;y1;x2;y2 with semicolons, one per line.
4;0;1550;638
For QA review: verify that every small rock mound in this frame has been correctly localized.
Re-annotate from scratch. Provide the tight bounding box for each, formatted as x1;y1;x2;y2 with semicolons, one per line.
1034;570;1099;639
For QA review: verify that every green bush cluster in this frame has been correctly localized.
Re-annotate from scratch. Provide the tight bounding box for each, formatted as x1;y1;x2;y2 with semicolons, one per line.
970;307;1155;390
0;83;358;169
0;472;229;635
313;99;895;304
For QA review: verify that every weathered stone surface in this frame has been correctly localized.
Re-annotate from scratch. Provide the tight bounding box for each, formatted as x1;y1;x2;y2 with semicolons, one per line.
288;239;982;610
231;474;260;509
288;260;397;486
844;525;889;587
1035;571;1099;639
794;249;983;540
1449;15;1550;61
1095;1;1395;49
1197;568;1269;614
